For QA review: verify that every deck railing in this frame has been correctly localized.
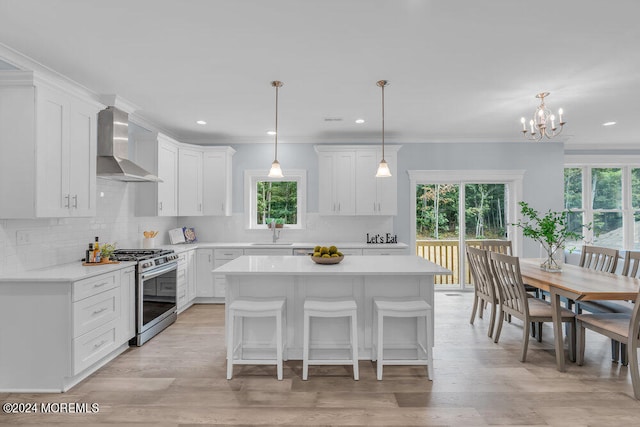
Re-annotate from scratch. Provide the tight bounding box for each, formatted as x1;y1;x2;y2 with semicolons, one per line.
415;239;488;285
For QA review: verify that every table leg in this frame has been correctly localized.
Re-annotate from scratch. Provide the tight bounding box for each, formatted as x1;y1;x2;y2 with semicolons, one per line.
549;287;565;372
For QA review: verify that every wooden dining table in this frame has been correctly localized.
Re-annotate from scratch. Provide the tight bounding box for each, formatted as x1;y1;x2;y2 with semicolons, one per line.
519;258;640;372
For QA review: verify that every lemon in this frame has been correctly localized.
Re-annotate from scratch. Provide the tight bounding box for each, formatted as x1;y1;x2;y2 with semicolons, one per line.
322;254;331;258
336;251;343;257
329;245;338;254
314;245;321;252
313;252;321;257
320;247;329;255
330;253;339;257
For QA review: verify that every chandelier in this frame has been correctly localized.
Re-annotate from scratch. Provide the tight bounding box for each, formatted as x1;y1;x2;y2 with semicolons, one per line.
520;92;566;141
268;80;284;178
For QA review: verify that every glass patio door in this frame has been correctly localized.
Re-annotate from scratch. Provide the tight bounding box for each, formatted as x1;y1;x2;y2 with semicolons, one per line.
415;182;508;288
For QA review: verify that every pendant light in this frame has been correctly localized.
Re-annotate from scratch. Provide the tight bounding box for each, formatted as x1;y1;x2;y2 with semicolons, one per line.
268;80;284;178
376;80;392;178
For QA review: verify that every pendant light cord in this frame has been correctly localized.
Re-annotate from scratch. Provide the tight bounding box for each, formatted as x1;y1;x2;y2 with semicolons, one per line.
273;81;280;161
381;82;385;161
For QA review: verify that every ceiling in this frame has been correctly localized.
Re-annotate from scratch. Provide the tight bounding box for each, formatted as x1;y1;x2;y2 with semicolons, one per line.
1;0;639;149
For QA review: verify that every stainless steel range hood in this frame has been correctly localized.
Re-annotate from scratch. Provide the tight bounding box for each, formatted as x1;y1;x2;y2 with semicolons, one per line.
97;106;162;182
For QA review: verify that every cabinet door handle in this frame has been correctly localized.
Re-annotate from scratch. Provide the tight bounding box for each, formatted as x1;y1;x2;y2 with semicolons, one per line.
92;307;108;315
73;195;78;208
209;254;212;262
93;339;108;349
338;203;341;212
64;194;70;208
378;202;381;212
159;201;163;211
93;281;109;288
373;202;376;212
198;203;202;212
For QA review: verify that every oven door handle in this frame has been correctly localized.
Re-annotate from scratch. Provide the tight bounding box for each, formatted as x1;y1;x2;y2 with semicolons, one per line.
140;262;178;280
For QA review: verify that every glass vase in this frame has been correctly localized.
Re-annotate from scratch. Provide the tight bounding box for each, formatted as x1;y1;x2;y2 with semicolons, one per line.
540;243;564;272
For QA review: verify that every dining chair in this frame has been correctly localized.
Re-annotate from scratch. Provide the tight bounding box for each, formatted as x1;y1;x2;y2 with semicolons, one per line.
480;240;539;297
467;246;498;338
576;289;640;399
578;250;639;364
489;251;576;362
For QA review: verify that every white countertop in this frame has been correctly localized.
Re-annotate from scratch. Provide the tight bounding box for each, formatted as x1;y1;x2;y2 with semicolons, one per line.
0;260;137;282
214;255;451;276
163;242;408;251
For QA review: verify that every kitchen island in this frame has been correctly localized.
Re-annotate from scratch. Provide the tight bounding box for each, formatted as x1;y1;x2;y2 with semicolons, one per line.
214;255;451;360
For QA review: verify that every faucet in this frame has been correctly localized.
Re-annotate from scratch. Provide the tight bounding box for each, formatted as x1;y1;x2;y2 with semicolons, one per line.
271;219;281;243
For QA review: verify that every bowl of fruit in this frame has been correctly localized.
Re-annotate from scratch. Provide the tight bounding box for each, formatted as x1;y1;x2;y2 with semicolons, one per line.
311;245;344;264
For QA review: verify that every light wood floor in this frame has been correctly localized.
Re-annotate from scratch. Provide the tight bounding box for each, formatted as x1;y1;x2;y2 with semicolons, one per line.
3;291;640;426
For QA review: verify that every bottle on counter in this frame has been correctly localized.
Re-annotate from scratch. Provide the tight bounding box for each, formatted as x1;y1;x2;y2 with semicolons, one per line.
93;237;101;263
87;243;94;263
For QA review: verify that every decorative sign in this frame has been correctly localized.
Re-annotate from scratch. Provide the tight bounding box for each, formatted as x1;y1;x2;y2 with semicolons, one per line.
366;233;398;244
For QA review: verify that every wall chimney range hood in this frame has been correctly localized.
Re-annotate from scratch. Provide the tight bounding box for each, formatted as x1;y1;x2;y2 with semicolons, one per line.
97;106;162;182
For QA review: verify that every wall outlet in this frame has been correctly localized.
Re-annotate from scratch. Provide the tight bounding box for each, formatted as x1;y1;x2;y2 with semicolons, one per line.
16;230;32;245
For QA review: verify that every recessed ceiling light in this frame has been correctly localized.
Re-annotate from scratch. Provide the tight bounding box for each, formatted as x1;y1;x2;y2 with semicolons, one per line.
267;130;277;135
603;121;616;126
196;120;207;125
355;119;365;124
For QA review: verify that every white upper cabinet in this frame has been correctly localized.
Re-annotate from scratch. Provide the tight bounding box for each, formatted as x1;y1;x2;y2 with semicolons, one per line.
0;71;100;218
135;132;179;216
316;145;400;216
178;147;203;216
202;147;235;216
355;148;398;215
317;149;356;215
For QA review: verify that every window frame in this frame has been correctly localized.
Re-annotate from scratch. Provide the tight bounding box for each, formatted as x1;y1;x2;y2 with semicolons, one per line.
565;154;640;250
244;169;307;230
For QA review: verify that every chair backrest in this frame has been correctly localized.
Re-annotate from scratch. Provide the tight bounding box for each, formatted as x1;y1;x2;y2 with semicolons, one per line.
488;251;529;318
579;245;619;273
466;246;495;301
622;251;640;278
480;240;512;255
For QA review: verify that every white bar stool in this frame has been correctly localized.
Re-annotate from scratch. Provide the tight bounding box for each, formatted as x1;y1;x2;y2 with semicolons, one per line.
227;297;286;380
372;298;433;381
303;298;359;380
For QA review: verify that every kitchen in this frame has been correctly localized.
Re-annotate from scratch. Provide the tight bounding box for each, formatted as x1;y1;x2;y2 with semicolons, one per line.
1;0;640;424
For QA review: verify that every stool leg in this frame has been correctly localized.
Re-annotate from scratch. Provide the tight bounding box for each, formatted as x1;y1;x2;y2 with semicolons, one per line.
302;312;310;380
377;312;384;380
372;305;377;362
276;311;283;380
227;312;235;380
282;307;288;361
351;311;359;380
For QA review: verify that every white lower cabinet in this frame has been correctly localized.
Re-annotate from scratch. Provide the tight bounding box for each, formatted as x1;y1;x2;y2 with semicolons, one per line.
177;249;197;313
0;266;135;392
212;248;244;299
196;248;215;299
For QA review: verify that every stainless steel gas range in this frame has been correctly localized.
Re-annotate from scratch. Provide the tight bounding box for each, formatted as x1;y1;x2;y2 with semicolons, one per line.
112;249;179;346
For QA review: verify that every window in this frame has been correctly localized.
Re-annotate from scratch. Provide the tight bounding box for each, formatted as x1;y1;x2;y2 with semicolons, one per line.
563;159;640;250
245;170;306;229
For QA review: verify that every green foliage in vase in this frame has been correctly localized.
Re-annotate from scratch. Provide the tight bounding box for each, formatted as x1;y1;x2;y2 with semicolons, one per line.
513;201;588;250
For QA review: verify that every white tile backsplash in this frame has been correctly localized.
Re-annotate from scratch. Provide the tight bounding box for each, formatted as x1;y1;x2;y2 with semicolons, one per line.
0;180;177;274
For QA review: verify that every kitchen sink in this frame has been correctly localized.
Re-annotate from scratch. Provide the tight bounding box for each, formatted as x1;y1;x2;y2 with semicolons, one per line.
249;242;294;246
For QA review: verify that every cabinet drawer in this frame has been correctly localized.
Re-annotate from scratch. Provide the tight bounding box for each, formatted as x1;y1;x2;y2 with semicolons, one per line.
215;248;243;260
362;248;408;255
73;318;118;375
339;248;363;256
73;287;120;338
244;248;292;255
73;272;119;302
